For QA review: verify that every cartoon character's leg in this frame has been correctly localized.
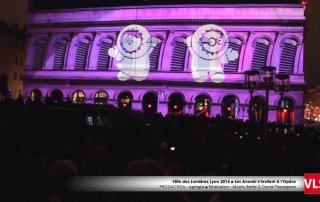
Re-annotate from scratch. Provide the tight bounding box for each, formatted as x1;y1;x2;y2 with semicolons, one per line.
117;71;130;81
133;58;149;81
210;72;225;83
209;60;225;83
191;58;210;82
192;70;208;82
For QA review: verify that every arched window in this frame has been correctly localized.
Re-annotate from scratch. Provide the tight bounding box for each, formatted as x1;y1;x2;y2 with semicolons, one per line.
142;92;157;113
194;94;210;117
277;97;294;124
168;93;184;114
249;96;265;121
33;39;46;69
72;90;85;104
170;37;187;71
221;95;239;119
149;37;162;71
53;38;68;69
30;89;42;102
224;38;242;72
94;91;108;105
251;38;270;71
279;38;298;74
117;92;132;109
51;89;63;103
75;38;90;69
97;37;113;70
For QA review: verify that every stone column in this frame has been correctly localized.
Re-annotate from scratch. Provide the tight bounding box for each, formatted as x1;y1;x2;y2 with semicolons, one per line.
87;32;101;70
25;34;35;70
158;101;168;115
43;33;56;70
210;104;221;117
270;32;284;72
65;33;78;70
131;100;142;111
160;31;175;71
295;43;304;74
240;32;256;72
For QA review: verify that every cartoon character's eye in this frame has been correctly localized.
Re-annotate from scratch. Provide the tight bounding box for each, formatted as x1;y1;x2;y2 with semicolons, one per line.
216;37;223;44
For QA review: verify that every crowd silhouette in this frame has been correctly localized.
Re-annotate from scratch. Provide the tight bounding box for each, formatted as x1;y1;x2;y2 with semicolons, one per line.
0;97;319;202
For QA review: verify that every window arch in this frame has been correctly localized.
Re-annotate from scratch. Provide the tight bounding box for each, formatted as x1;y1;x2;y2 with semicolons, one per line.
251;38;271;71
149;36;163;71
75;37;90;69
72;90;85;103
53;38;68;69
94;91;108;105
97;37;113;70
224;37;242;72
170;37;187;71
30;89;42;102
279;38;298;74
32;39;46;69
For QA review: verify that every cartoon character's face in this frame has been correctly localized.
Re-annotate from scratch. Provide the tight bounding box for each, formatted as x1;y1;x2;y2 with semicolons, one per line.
122;34;142;53
201;31;225;54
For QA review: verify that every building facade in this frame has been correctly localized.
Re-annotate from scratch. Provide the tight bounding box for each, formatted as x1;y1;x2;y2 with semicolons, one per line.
24;4;306;124
0;21;26;99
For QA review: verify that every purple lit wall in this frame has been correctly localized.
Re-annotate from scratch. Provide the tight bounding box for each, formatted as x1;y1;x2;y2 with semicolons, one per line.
24;4;306;124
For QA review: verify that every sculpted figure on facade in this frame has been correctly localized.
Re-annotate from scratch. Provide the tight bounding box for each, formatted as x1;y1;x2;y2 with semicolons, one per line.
186;24;239;83
108;24;158;81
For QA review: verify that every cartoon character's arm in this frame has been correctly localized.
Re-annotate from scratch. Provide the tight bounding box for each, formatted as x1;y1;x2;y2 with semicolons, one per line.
186;36;196;56
108;46;125;61
221;48;239;64
145;37;158;54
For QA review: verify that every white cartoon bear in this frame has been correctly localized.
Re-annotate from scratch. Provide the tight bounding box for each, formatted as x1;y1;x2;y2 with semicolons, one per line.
108;24;158;81
186;24;239;83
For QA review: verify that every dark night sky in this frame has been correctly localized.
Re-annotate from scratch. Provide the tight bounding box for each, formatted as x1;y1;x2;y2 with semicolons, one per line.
31;0;301;10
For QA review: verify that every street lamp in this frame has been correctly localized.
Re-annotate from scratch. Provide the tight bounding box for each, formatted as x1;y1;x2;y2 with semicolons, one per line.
274;74;290;103
156;90;165;113
260;66;276;138
243;70;260;121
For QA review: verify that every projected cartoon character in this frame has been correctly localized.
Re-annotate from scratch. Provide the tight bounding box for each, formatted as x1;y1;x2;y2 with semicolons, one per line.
108;24;158;81
186;24;239;83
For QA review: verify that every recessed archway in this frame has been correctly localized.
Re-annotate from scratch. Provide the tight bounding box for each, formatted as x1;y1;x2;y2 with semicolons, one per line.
277;97;295;124
51;89;63;103
221;95;239;119
30;89;42;102
117;91;133;109
94;91;108;105
194;94;211;116
72;90;86;104
250;96;266;121
168;93;184;114
142;92;157;113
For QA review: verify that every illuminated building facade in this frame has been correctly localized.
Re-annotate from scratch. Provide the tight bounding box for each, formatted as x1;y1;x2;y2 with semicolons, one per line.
24;4;306;124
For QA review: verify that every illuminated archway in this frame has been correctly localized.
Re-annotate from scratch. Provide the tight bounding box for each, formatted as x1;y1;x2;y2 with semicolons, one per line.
168;93;184;114
30;89;42;102
94;91;108;105
194;94;210;117
142;92;157;113
221;95;239;119
249;96;266;121
117;91;133;109
72;90;86;104
277;97;294;124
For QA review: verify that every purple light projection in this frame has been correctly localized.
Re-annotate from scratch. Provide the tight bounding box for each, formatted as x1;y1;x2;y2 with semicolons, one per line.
24;4;306;124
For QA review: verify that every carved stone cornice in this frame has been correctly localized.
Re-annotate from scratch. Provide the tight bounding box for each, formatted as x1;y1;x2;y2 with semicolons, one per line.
26;19;306;29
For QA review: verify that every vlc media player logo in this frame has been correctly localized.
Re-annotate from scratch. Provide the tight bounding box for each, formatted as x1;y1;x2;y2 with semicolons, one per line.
304;174;320;194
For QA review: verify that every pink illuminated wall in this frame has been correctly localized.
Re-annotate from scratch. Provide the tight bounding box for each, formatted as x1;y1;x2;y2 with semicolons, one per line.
23;4;306;124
